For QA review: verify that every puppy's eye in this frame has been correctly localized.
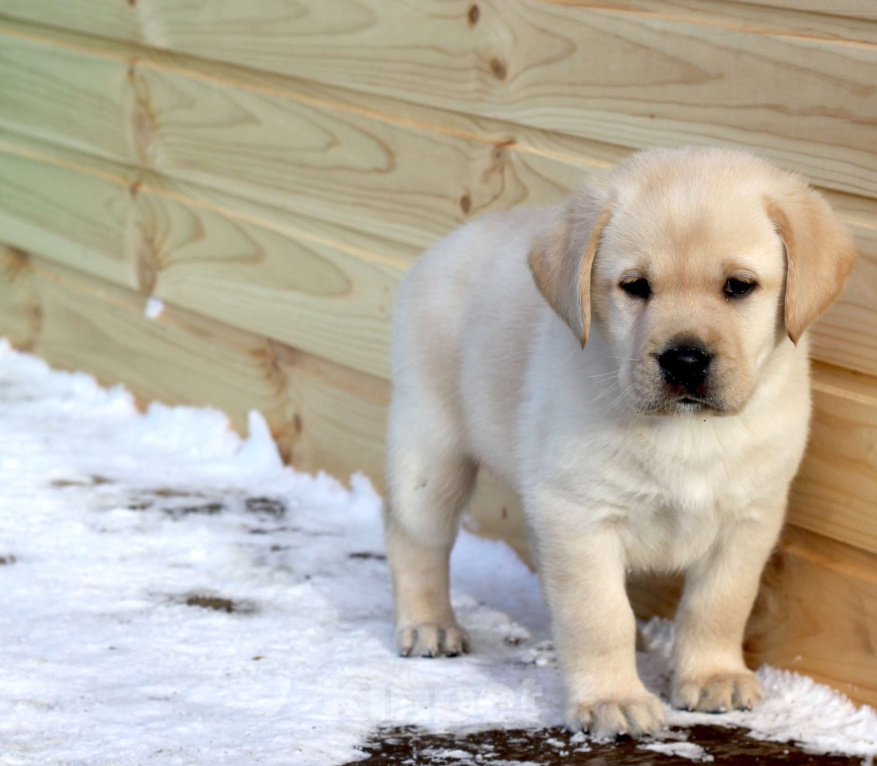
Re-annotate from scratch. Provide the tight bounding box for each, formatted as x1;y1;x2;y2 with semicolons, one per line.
724;278;756;297
620;278;651;300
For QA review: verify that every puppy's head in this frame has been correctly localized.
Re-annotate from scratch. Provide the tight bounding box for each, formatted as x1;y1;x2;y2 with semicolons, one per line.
529;148;857;416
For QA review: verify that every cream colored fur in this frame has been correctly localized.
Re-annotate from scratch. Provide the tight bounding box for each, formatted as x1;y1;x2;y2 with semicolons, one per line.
384;147;857;739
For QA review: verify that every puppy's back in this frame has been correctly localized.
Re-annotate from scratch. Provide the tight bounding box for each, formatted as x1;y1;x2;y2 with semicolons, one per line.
392;206;554;481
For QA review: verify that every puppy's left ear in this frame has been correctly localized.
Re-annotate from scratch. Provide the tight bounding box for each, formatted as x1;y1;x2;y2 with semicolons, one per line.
528;184;614;348
765;187;857;344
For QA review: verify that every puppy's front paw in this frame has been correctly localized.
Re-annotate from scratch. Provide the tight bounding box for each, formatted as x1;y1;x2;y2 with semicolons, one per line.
566;692;665;739
672;670;761;712
396;622;470;658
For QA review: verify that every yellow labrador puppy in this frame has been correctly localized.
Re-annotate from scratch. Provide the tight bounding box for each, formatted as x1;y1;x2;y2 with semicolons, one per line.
384;148;856;738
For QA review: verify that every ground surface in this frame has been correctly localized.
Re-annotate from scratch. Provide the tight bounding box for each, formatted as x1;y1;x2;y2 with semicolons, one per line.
349;725;861;764
0;341;873;765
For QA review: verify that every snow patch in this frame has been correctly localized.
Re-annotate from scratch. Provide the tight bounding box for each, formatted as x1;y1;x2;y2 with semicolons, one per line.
641;740;714;761
144;296;164;319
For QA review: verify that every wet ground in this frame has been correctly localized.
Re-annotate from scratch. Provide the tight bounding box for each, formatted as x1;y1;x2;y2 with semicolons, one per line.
347;725;859;764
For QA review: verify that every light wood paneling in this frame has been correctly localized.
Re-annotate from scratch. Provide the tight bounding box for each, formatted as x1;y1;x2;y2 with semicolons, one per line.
0;246;292;447
809;192;877;377
0;246;40;350
0;1;138;42
745;526;877;708
790;363;877;554
3;0;876;45
729;0;877;22
1;2;873;199
0;132;402;380
0;20;606;251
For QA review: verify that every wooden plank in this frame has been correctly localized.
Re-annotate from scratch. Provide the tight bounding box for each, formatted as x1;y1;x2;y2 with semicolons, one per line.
0;132;403;380
790;362;877;554
2;2;874;199
810;192;877;377
728;0;877;22
237;0;877;200
3;0;876;45
272;341;391;484
0;1;138;42
0;29;129;162
744;525;877;708
0;21;605;252
0;247;292;450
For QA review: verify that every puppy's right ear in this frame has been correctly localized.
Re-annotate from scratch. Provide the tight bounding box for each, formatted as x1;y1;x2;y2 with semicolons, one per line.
528;185;613;348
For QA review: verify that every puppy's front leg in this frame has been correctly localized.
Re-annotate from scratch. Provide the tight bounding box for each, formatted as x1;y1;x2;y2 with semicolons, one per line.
536;515;665;738
671;505;784;712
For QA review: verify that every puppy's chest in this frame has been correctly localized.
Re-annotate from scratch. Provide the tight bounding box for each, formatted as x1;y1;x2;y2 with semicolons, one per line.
608;428;772;566
638;449;752;514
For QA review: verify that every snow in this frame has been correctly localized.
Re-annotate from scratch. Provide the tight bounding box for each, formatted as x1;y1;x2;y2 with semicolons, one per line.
0;340;873;764
640;740;713;761
144;297;165;319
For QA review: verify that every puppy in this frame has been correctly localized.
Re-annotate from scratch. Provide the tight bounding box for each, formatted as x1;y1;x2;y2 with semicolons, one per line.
384;147;856;738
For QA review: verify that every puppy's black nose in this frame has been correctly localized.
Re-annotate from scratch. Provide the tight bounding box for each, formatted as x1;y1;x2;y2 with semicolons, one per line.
658;345;711;392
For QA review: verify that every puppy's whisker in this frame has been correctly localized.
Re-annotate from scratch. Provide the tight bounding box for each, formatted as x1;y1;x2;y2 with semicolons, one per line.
606;384;635;409
592;381;623;403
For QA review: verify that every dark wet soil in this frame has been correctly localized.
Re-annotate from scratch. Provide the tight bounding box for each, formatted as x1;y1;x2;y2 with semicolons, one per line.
244;496;286;517
50;474;112;488
176;593;258;615
349;551;387;561
345;725;858;765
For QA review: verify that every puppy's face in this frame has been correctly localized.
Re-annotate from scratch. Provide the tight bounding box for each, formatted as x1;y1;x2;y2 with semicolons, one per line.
529;149;857;418
591;189;786;416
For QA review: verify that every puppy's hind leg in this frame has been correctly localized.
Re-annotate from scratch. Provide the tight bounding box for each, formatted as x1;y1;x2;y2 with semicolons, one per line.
385;427;476;658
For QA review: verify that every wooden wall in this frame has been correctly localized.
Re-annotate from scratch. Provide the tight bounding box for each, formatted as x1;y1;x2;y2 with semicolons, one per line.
0;1;874;706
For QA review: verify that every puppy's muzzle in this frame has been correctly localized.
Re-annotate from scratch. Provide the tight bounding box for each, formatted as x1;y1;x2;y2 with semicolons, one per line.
658;344;711;397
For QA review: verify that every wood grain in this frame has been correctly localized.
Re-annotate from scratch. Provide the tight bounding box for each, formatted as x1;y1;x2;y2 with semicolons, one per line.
808;192;877;377
0;131;403;380
3;0;876;44
2;1;873;199
0;20;606;251
790;363;877;554
0;0;138;42
729;0;877;22
745;525;877;707
0;247;291;447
